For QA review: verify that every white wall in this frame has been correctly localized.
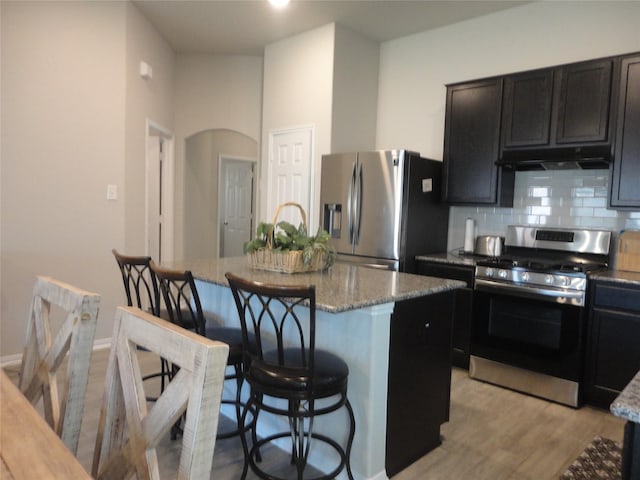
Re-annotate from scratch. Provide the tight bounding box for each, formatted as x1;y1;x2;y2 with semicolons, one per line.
376;1;640;160
1;1;126;356
0;1;175;357
124;2;175;254
173;54;263;258
261;24;335;231
331;24;379;153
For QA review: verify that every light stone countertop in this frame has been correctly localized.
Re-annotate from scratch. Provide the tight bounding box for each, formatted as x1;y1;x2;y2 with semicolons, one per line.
589;269;640;286
166;257;465;314
611;369;640;424
416;251;480;267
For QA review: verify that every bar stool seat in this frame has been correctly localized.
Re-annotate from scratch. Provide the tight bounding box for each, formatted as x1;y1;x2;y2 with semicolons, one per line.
252;349;348;396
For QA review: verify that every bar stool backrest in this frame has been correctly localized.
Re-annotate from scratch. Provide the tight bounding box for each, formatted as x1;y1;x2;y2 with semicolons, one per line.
151;261;206;333
112;249;159;315
225;272;317;395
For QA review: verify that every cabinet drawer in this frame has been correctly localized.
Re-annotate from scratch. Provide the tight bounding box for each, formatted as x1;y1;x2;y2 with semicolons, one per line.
593;283;640;313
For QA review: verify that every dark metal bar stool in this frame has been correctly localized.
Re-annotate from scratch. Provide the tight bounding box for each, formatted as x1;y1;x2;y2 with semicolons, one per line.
226;272;355;480
151;261;258;444
112;249;170;400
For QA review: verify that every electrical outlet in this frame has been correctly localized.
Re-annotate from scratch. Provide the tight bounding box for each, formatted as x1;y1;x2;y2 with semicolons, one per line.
107;184;118;200
422;178;433;193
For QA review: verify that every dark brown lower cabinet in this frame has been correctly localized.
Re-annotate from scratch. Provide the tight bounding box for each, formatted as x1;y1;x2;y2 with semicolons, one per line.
586;279;640;408
417;261;474;369
386;291;453;477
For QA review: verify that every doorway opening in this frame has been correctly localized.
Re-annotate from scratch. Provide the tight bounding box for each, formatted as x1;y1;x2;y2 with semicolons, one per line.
146;120;174;263
183;129;258;260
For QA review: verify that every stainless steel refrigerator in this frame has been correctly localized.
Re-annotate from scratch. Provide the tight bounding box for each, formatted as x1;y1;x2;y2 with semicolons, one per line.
320;150;449;273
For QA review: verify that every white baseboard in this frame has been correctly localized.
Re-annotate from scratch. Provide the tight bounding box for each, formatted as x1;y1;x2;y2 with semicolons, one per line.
1;337;112;368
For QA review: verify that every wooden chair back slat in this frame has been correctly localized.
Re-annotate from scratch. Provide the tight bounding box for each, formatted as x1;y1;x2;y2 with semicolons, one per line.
92;306;229;480
18;275;100;455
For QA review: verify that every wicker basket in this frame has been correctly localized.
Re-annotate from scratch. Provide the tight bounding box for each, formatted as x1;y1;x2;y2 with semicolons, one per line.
247;202;332;274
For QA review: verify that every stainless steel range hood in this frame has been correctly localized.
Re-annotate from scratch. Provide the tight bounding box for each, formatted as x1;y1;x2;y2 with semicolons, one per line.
497;145;612;171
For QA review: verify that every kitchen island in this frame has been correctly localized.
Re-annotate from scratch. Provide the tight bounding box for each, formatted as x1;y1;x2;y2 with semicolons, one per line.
166;257;464;480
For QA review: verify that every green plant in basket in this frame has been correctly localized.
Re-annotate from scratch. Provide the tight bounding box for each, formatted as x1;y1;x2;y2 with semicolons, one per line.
244;220;336;267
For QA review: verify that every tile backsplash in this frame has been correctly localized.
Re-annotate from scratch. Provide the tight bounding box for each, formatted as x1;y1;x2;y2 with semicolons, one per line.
447;169;640;254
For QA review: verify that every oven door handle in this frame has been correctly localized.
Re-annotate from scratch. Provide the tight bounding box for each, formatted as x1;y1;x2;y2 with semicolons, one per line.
474;278;585;306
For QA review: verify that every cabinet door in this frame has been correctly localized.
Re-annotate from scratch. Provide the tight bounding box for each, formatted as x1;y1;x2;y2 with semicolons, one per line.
586;281;640;408
418;261;474;369
443;78;512;205
502;69;554;148
555;60;613;144
588;308;640;407
610;55;640;208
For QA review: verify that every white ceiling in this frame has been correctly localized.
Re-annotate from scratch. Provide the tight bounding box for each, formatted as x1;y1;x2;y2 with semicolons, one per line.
132;0;530;55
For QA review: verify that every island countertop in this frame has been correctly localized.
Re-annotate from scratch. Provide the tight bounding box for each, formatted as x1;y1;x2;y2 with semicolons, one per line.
166;257;464;314
611;369;640;424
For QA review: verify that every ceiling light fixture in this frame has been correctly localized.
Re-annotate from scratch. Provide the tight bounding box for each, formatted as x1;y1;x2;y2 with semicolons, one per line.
268;0;290;8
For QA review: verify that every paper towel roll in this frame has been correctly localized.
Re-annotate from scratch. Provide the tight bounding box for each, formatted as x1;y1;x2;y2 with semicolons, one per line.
464;218;475;253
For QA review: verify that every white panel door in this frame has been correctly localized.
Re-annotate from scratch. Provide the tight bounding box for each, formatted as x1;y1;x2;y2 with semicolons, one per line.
267;127;313;229
220;158;254;257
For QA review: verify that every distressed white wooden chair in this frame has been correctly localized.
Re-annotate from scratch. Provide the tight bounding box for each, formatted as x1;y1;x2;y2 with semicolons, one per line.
92;306;229;480
18;275;101;455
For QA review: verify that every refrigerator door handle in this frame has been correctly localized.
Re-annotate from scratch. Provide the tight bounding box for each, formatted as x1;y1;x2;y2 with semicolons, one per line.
347;160;357;245
354;160;363;245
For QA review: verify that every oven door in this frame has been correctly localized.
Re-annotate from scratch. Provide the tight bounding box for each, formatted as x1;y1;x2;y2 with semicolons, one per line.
471;287;585;382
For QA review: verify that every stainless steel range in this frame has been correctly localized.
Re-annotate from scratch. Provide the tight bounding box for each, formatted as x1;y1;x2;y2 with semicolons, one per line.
470;225;612;407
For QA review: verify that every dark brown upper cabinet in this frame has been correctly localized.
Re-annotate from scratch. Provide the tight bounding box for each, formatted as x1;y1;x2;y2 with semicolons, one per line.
610;54;640;208
502;69;554;148
556;60;614;144
442;78;514;206
501;59;615;152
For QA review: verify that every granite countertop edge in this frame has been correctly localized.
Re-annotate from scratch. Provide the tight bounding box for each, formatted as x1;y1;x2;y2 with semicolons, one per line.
166;257;465;314
416;252;479;267
589;269;640;286
610;369;640;423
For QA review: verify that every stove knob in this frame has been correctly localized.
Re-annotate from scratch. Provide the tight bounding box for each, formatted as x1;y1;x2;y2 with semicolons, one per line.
485;268;494;277
559;276;569;287
499;269;508;279
521;272;530;283
545;274;554;285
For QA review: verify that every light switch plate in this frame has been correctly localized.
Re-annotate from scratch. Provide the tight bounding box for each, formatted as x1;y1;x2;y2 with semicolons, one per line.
107;184;118;200
422;178;433;193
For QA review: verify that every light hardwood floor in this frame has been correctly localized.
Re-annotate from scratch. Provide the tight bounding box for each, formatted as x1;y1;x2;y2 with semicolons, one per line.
3;348;625;479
